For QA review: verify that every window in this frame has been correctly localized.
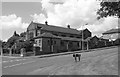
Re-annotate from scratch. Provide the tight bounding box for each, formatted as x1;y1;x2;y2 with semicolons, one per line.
37;31;41;36
39;40;41;43
53;33;58;36
48;40;50;45
29;32;33;39
54;41;56;44
35;40;37;44
69;42;73;47
61;41;64;46
61;35;66;37
38;39;42;46
77;42;79;47
70;35;74;37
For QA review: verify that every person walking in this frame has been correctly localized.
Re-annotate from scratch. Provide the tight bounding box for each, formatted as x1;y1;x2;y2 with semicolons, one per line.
73;52;77;62
73;52;81;62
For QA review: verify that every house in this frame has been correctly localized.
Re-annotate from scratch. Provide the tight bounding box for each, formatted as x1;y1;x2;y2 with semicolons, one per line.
85;36;111;49
102;28;120;41
85;36;100;49
26;21;91;55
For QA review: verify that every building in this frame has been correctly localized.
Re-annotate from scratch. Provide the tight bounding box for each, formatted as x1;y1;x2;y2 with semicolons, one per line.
85;36;99;49
102;28;120;41
26;21;91;55
85;36;110;49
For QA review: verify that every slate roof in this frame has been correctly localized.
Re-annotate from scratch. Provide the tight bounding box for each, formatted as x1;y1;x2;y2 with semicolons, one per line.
33;32;61;39
99;37;109;41
59;37;82;41
85;36;99;41
31;22;85;35
102;28;120;34
34;33;83;41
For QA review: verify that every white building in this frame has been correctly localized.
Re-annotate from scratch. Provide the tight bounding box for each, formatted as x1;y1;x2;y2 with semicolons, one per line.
102;28;120;41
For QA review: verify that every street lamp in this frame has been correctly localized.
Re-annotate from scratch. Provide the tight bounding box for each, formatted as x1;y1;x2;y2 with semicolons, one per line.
82;25;84;51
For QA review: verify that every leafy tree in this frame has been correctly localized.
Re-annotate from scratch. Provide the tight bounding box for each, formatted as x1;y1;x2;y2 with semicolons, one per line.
20;32;26;37
97;1;120;19
7;36;20;48
0;40;2;47
15;40;33;53
7;31;20;48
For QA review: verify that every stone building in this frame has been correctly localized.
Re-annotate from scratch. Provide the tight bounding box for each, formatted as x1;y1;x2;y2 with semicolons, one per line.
26;21;91;55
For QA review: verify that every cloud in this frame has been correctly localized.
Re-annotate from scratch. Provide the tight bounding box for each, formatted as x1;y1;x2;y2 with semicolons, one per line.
1;0;42;2
0;14;29;41
31;0;119;36
0;14;29;30
78;16;119;36
32;0;100;25
30;13;46;24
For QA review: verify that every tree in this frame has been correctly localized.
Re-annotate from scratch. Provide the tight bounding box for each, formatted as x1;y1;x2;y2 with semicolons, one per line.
97;1;120;19
15;40;33;53
20;32;26;37
7;36;20;48
6;31;20;48
0;40;2;47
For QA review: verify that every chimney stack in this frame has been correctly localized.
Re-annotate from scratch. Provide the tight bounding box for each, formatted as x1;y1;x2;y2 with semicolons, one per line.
45;21;48;25
67;24;70;29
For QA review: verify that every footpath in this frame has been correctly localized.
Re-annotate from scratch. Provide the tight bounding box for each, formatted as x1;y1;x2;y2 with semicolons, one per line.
30;46;118;58
1;46;118;59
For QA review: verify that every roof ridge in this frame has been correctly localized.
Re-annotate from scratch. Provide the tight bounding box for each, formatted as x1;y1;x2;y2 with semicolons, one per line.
33;22;79;31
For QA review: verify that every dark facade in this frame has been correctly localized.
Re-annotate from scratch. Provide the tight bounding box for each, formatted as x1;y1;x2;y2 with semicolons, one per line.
85;36;110;49
26;21;91;55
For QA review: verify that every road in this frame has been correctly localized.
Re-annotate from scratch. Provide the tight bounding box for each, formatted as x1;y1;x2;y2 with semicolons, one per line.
2;47;118;75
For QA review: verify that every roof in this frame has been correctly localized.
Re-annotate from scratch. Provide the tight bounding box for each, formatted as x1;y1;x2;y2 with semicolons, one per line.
59;37;82;41
85;36;99;41
34;33;84;41
103;28;120;34
28;22;88;35
99;37;109;41
33;33;61;39
85;37;93;41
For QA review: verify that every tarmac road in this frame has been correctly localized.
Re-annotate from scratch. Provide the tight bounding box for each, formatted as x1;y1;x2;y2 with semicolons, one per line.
2;46;118;75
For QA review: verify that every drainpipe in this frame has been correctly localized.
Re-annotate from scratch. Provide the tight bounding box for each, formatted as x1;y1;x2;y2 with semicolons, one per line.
87;41;89;50
67;41;69;51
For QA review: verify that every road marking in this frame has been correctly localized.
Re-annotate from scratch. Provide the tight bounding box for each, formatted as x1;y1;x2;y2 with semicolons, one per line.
3;61;36;68
22;61;35;64
2;59;27;63
8;63;22;67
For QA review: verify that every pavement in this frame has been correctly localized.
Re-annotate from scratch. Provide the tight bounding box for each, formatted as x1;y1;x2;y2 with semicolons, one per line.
1;46;118;59
1;46;118;75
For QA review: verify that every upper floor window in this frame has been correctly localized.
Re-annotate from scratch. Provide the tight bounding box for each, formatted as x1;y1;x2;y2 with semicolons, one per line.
37;30;41;36
70;35;74;38
53;33;58;36
61;35;66;37
29;32;34;39
39;40;41;43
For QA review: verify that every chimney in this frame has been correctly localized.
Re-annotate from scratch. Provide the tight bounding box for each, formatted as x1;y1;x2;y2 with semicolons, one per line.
45;21;48;25
67;24;70;29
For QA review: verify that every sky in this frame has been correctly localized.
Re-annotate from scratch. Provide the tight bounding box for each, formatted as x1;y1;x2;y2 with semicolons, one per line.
0;0;119;41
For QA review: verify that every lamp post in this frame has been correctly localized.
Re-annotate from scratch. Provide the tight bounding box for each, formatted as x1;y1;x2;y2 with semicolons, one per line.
82;25;84;51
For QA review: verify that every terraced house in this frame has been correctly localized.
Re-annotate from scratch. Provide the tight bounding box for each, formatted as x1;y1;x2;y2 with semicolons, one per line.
26;21;91;55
